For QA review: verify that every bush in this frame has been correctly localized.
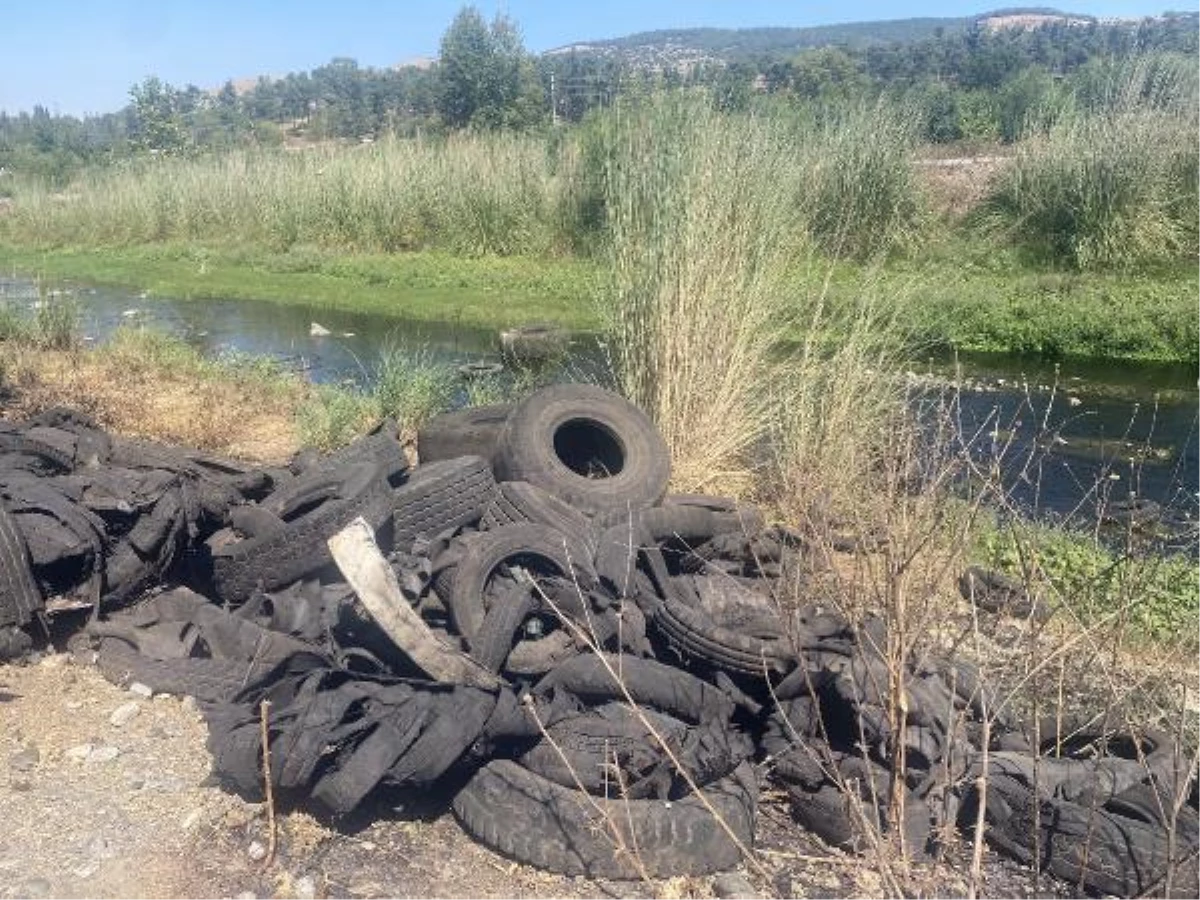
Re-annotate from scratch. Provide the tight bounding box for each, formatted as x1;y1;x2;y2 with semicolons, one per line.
796;98;925;259
982;58;1199;269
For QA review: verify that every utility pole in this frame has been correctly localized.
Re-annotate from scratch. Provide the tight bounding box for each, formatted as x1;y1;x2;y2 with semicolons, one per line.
550;72;558;125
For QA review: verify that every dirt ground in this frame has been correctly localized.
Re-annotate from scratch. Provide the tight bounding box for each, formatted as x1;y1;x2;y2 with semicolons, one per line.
1;631;1079;900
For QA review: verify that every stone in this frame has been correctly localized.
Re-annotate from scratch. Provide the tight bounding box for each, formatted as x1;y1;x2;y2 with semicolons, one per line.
66;743;95;762
713;872;759;899
128;682;154;698
87;745;121;764
109;701;141;727
247;841;267;862
181;809;203;831
294;874;318;900
9;745;40;772
10;776;32;792
18;878;53;899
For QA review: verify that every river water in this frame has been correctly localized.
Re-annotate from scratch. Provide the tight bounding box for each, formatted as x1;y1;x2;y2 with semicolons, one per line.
2;277;1196;530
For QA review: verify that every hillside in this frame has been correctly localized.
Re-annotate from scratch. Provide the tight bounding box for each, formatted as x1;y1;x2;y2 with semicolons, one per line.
543;7;1118;64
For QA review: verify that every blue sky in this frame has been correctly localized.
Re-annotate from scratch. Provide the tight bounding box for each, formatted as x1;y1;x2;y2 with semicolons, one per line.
2;1;1189;116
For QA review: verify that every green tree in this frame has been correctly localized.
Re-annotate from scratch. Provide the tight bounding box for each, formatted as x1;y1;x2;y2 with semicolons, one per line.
436;6;544;130
128;76;187;153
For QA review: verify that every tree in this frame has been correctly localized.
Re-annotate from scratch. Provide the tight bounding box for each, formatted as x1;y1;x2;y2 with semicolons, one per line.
436;6;544;130
128;76;187;153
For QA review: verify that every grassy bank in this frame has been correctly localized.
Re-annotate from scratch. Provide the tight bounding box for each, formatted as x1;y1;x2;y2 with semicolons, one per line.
0;244;600;332
1;88;1196;364
5;240;1194;364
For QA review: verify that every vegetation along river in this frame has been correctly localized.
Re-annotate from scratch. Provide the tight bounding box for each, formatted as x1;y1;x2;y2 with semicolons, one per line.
2;277;1195;531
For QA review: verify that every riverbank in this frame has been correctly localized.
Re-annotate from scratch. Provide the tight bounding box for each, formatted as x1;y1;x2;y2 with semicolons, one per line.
0;244;600;332
4;242;1197;364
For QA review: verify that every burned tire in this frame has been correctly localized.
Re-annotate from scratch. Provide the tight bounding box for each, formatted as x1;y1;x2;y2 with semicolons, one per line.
651;575;796;677
452;759;757;878
519;703;690;797
210;462;391;602
417;405;512;467
391;456;496;551
520;681;752;798
0;498;41;627
659;495;766;537
493;385;670;523
480;480;596;547
442;523;596;651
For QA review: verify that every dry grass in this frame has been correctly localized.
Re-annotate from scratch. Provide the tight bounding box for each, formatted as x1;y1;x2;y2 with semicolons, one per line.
2;335;304;463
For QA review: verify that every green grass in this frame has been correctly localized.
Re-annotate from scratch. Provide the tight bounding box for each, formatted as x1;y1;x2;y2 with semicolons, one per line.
978;520;1199;644
981;59;1199;270
876;249;1200;363
0;243;600;332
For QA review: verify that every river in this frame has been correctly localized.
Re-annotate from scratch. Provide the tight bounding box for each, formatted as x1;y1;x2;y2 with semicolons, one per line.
2;277;1196;532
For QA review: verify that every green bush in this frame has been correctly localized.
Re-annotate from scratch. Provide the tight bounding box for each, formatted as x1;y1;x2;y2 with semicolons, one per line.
982;58;1199;269
797;98;925;259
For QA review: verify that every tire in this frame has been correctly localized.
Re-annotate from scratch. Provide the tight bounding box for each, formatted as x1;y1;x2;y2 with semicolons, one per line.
210;462;392;602
480;480;596;549
0;424;74;474
0;497;41;627
452;759;757;878
519;703;690;797
652;575;796;677
468;580;540;672
391;456;497;551
441;523;596;649
417;404;513;466
660;495;766;537
493;384;670;523
315;424;408;486
963;772;1196;898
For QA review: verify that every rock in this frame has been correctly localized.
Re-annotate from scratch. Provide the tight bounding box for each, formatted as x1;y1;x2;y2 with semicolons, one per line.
294;874;318;900
309;322;331;337
10;775;33;792
66;743;95;762
247;840;267;861
17;878;53;899
235;893;258;900
181;695;201;717
87;745;121;764
39;652;70;669
181;809;203;831
713;872;759;899
109;701;141;727
9;744;40;772
128;682;154;698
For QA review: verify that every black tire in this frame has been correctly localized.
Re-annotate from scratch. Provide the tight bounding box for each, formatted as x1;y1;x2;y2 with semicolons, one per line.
480;480;596;548
0;498;41;627
963;772;1196;898
652;575;796;677
469;580;540;672
315;424;409;486
493;384;670;523
210;462;391;602
442;523;596;649
660;495;766;536
452;759;757;878
519;703;689;797
0;424;74;474
417;404;513;467
391;456;497;551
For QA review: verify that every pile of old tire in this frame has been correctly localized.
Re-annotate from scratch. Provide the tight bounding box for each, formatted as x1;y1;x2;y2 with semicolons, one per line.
0;407;283;658
17;383;1196;891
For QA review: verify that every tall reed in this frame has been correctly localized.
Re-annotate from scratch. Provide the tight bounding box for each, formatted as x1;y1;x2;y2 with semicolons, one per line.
983;56;1199;269
1;134;569;257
